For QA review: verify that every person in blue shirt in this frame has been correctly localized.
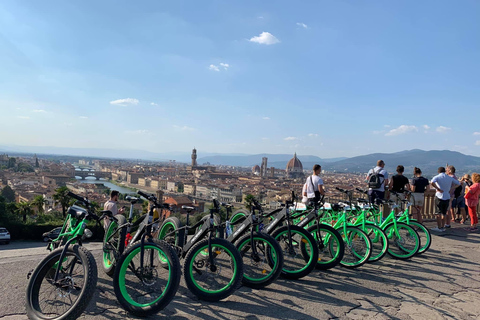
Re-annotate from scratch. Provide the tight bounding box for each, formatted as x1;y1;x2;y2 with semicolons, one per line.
430;167;460;232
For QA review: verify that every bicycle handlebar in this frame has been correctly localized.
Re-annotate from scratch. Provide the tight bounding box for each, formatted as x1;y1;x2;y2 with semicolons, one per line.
356;188;368;194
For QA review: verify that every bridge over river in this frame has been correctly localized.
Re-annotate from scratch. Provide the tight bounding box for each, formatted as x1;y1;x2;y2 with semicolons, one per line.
74;170;112;180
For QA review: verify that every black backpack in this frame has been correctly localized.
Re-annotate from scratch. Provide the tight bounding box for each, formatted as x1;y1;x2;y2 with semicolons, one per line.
368;168;384;189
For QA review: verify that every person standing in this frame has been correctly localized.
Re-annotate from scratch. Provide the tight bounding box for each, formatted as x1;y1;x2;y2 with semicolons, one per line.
464;173;480;231
103;190;125;229
388;165;411;200
453;174;470;224
366;160;389;206
445;165;459;228
304;164;325;204
410;167;429;223
430;167;460;232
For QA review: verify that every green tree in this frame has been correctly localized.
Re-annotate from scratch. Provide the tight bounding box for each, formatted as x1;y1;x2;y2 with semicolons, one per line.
16;201;32;223
1;186;15;202
16;162;34;172
90;201;100;212
243;194;256;211
53;186;70;217
32;195;46;214
7;157;16;169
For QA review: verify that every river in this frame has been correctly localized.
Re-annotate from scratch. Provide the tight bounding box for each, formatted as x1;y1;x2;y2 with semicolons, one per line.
74;178;136;194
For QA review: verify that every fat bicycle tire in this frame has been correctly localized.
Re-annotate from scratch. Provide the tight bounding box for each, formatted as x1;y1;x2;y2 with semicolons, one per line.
25;245;97;320
183;238;243;301
103;214;127;277
305;223;344;270
235;232;284;289
271;225;318;279
113;239;181;316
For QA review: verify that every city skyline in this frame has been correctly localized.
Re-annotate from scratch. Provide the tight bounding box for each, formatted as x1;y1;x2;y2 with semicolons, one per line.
1;1;480;157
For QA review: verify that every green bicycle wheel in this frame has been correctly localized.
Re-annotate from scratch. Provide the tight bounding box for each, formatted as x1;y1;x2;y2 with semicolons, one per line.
408;221;431;255
183;238;243;302
306;224;344;270
384;222;420;259
103;215;127;277
271;225;318;279
235;232;284;288
362;224;388;262
113;239;181;316
337;226;372;268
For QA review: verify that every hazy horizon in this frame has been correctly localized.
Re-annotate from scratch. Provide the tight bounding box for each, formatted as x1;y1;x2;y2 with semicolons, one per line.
1;1;480;157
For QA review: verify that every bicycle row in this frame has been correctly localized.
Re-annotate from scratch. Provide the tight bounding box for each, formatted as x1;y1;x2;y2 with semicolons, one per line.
24;187;431;319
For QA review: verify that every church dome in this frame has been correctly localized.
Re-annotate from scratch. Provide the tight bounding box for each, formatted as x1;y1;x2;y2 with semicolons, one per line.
252;165;261;173
286;153;303;172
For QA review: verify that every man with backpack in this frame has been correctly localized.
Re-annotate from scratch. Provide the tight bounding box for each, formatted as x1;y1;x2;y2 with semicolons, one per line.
366;160;389;206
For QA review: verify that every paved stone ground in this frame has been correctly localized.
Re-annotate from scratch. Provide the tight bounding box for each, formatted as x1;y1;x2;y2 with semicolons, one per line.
0;221;479;320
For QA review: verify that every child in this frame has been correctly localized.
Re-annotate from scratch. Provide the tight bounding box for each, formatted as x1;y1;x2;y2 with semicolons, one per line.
464;173;480;231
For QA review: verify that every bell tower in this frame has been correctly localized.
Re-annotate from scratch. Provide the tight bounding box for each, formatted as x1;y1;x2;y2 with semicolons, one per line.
191;147;197;167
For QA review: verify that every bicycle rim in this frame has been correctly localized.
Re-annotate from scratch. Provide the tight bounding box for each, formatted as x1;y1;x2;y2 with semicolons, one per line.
363;225;388;262
385;224;420;259
314;228;342;266
339;228;371;267
103;220;119;269
276;229;314;274
237;237;278;282
188;243;238;294
118;245;172;307
28;251;87;318
408;221;431;254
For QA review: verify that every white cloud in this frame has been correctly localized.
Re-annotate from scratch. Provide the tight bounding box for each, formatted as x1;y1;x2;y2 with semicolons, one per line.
385;125;418;136
17;116;30;119
209;64;220;72
476;140;480;146
423;125;430;130
79;116;88;119
249;32;280;45
436;126;451;133
261;137;269;141
296;22;308;29
383;125;391;128
373;130;384;135
126;129;149;135
262;117;270;120
308;133;318;137
284;136;298;141
110;98;139;106
219;63;229;70
33;109;46;113
150;102;158;106
173;125;195;131
258;16;264;19
473;132;480;136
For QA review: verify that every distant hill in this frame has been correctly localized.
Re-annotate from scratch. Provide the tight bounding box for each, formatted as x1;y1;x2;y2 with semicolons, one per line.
196;154;347;167
323;149;480;178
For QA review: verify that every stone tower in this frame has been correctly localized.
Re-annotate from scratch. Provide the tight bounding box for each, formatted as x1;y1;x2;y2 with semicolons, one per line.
34;154;39;168
260;157;268;178
191;147;197;167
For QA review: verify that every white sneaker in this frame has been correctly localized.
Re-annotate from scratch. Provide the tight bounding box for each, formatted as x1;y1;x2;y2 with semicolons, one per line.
440;228;446;232
431;227;443;232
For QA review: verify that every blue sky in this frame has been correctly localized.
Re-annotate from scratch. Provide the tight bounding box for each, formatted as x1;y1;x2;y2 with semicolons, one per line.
1;0;480;158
